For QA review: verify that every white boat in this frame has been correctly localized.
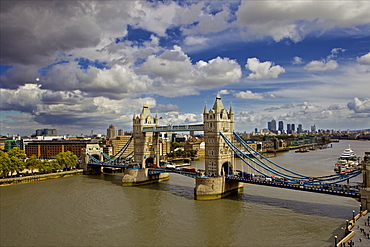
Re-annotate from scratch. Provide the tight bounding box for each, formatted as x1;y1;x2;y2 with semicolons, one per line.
340;145;357;160
334;145;359;173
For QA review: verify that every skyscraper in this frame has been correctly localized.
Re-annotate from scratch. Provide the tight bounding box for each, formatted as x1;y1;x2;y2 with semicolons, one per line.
268;119;276;131
107;124;116;139
271;119;276;131
287;124;291;134
297;124;303;134
278;121;284;133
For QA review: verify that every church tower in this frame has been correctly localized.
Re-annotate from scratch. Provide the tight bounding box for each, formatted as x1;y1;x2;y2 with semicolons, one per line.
203;94;235;176
133;104;160;168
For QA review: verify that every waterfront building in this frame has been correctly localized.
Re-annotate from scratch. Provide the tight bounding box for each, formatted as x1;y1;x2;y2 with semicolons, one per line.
110;134;134;157
311;124;316;133
24;139;100;159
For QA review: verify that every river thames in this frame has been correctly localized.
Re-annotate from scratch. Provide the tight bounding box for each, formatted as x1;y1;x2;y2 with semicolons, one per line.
1;140;369;246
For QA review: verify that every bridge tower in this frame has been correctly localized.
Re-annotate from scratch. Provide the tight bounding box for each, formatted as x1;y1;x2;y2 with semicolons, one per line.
132;104;160;168
194;94;242;200
203;94;235;176
360;152;370;211
122;104;169;186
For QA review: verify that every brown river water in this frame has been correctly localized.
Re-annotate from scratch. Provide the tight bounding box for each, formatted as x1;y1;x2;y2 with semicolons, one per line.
1;140;369;246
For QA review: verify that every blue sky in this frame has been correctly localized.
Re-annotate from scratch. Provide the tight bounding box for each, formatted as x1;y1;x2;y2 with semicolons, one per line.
1;0;370;136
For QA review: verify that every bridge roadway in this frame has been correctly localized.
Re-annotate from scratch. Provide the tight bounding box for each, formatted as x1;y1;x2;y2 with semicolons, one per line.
85;163;361;198
142;124;204;132
149;167;361;198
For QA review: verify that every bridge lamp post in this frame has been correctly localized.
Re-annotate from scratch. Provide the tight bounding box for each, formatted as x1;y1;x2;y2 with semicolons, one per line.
334;235;337;246
345;220;349;235
352;210;356;222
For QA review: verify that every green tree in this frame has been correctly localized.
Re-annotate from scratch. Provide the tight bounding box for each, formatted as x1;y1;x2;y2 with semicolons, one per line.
171;142;183;149
50;160;62;172
56;151;78;170
25;155;40;175
0;150;11;177
7;147;26;176
40;160;53;173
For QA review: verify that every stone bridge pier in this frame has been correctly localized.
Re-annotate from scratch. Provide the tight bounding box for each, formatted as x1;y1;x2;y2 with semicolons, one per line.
360;152;370;211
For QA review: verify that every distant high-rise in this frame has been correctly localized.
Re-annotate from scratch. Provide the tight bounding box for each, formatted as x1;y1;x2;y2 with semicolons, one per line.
35;129;57;136
297;124;303;134
292;124;296;132
107;124;116;139
278;121;284;133
268;119;276;131
271;119;276;131
311;124;316;133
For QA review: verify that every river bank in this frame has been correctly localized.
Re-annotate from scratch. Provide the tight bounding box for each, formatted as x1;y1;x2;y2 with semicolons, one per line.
0;169;83;186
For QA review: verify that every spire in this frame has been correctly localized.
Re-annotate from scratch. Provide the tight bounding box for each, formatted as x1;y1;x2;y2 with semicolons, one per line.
212;94;225;113
203;102;208;114
140;104;151;119
229;102;234;115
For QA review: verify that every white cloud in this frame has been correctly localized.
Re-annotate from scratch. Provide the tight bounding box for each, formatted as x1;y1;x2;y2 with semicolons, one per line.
357;52;370;65
292;56;303;65
304;60;338;71
327;48;346;60
347;97;370;113
235;1;370;42
246;58;285;79
234;90;264;100
184;36;209;46
219;89;231;95
138;46;242;96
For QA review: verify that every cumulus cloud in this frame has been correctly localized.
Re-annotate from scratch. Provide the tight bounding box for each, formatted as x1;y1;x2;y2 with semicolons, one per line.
234;90;264;100
347;97;370;113
152;104;179;113
235;1;370;42
246;58;285;79
327;48;346;60
184;36;209;46
138;46;242;96
304;60;338;71
0;83;158;127
234;90;276;100
292;56;303;65
219;89;231;95
357;52;370;65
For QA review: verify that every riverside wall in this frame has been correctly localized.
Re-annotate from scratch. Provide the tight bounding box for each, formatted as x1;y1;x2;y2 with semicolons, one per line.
0;170;83;186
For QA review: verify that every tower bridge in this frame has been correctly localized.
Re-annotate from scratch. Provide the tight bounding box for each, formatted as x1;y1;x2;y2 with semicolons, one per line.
81;94;370;209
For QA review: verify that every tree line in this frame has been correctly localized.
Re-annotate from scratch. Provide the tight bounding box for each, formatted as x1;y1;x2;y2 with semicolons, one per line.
0;147;78;178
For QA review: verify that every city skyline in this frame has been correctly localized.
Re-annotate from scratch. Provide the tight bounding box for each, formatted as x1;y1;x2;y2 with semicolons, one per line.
1;1;370;136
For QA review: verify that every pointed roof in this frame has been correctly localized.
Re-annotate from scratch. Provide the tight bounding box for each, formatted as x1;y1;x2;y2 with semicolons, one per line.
140;104;151;119
203;102;208;114
212;94;225;113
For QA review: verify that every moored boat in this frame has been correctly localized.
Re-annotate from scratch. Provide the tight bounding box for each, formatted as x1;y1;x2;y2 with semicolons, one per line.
334;145;360;173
